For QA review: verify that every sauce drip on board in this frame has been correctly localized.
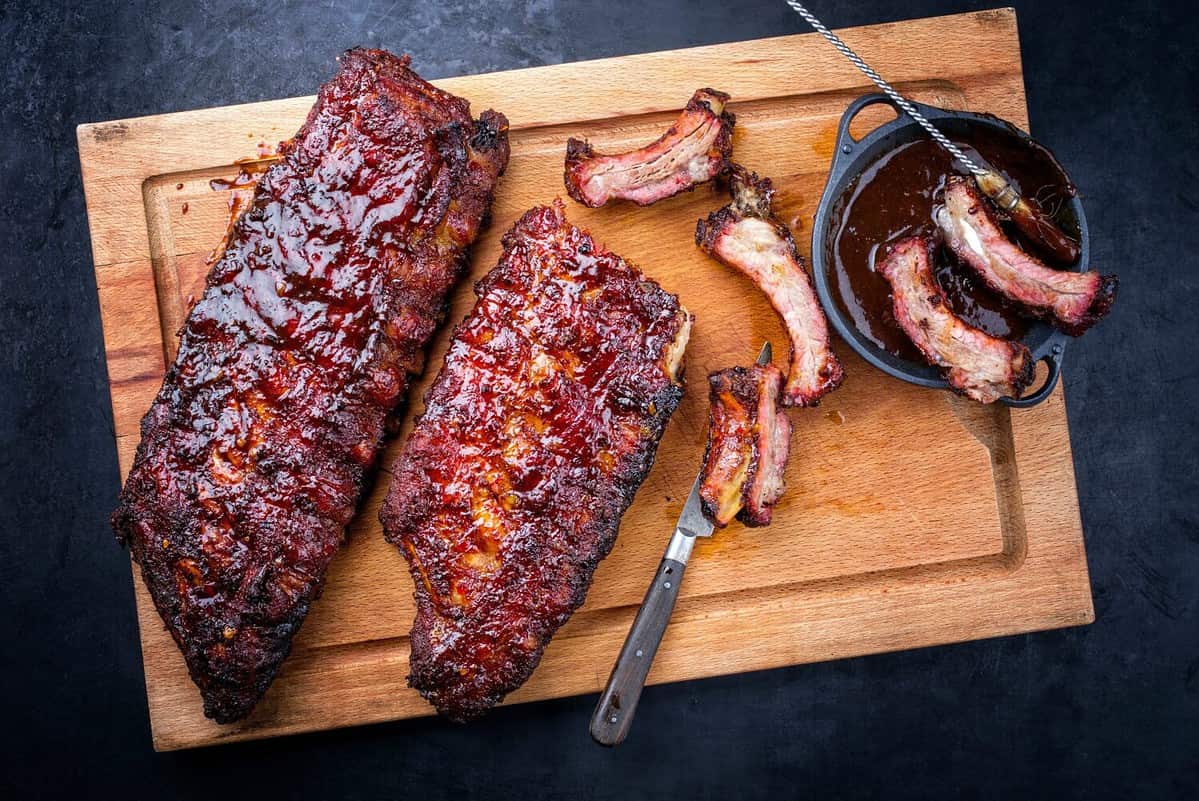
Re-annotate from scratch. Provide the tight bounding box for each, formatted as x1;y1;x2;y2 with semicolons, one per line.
828;125;1078;361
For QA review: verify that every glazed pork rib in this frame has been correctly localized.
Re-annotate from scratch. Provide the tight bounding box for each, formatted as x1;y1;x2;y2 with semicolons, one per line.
564;88;735;207
878;236;1033;403
380;203;691;720
110;49;509;723
696;167;844;406
699;364;793;528
936;176;1117;335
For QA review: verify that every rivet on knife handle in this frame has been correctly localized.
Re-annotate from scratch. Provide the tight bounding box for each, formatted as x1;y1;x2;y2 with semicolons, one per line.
589;557;687;746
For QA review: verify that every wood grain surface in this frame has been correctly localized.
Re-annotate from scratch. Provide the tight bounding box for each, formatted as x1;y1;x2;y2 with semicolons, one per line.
77;8;1093;751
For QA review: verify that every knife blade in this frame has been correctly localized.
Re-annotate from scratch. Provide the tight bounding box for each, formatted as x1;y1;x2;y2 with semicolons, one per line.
589;342;772;746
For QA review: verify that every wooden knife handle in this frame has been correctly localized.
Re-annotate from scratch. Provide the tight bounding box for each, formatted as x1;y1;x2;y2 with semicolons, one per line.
589;557;686;746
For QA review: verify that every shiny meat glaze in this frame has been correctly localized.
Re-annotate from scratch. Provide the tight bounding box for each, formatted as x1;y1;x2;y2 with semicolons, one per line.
110;49;510;723
699;364;792;528
936;176;1117;335
564;88;735;207
380;203;691;720
878;236;1033;403
697;167;844;406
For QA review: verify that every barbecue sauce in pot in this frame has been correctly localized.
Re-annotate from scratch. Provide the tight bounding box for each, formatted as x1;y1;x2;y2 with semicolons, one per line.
828;125;1079;362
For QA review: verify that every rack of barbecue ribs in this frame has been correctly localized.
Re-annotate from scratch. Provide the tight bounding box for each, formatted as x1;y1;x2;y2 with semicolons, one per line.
697;166;844;406
564;88;735;207
110;49;510;723
698;363;793;528
380;202;692;721
935;176;1117;335
877;236;1033;403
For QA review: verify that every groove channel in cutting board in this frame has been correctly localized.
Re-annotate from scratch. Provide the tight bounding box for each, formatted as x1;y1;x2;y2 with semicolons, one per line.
79;10;1092;750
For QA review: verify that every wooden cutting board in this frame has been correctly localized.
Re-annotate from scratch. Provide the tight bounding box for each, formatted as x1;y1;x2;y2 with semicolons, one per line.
78;9;1093;751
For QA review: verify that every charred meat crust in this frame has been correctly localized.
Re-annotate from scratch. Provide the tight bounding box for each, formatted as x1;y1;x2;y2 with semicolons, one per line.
110;49;509;724
878;236;1034;403
696;166;844;406
380;203;690;721
936;176;1117;336
741;364;792;526
699;367;759;527
699;364;792;528
1076;273;1119;335
563;88;735;207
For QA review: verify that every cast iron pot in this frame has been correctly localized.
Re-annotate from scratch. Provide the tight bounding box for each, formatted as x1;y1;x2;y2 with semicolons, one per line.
810;94;1088;408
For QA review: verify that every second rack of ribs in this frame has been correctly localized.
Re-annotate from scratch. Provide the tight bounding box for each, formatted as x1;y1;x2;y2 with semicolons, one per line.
380;203;691;721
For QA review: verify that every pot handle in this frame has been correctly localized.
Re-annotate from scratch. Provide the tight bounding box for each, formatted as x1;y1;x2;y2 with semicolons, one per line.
836;93;897;146
1001;341;1066;408
828;93;914;183
833;93;958;150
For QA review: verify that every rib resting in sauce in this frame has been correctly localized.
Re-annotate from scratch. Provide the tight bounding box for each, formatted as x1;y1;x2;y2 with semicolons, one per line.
936;176;1116;335
877;236;1033;403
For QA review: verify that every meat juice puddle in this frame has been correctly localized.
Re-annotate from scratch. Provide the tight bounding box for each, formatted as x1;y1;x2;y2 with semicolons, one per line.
829;127;1078;362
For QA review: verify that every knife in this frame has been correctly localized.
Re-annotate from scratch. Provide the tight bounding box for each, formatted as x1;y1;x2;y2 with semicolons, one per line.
589;342;772;746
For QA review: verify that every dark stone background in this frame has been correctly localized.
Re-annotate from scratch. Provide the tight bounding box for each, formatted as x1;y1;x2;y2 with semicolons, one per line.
1;1;1195;798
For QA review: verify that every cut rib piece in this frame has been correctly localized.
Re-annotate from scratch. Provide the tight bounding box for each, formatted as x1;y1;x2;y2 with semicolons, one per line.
699;364;793;528
696;166;844;406
564;88;735;207
936;176;1117;335
877;236;1033;404
380;203;692;721
110;49;510;724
